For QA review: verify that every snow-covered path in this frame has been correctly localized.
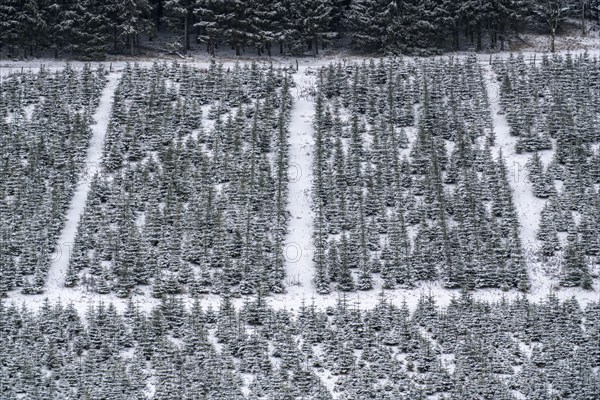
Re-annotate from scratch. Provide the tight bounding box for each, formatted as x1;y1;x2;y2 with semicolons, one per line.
45;72;121;292
280;67;317;297
482;64;547;249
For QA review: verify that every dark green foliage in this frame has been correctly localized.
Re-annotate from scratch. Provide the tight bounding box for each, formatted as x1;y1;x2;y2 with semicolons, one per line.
311;57;529;292
0;0;583;58
1;294;599;399
561;240;593;289
0;65;106;295
68;61;292;297
495;53;600;290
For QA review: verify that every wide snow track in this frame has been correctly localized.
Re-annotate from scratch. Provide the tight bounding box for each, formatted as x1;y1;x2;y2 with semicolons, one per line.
280;66;317;297
482;63;549;249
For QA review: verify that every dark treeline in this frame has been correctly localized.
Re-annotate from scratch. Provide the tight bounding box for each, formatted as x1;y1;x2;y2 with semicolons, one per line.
0;0;599;60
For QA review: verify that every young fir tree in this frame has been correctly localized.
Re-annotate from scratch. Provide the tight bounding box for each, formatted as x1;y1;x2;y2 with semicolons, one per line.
561;239;593;289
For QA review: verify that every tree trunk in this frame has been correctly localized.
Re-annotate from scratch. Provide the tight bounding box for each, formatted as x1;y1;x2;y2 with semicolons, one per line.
267;42;272;57
130;34;134;56
581;1;586;36
454;29;459;51
551;31;556;53
184;14;190;53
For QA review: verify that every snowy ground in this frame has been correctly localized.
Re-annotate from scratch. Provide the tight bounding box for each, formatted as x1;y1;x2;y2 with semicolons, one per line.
2;55;599;317
482;64;548;249
280;66;317;296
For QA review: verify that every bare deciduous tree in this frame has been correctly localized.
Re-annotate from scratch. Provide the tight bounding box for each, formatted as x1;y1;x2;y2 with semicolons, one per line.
533;0;572;52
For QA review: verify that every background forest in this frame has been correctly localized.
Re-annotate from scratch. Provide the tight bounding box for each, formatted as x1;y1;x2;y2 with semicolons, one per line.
0;0;600;59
